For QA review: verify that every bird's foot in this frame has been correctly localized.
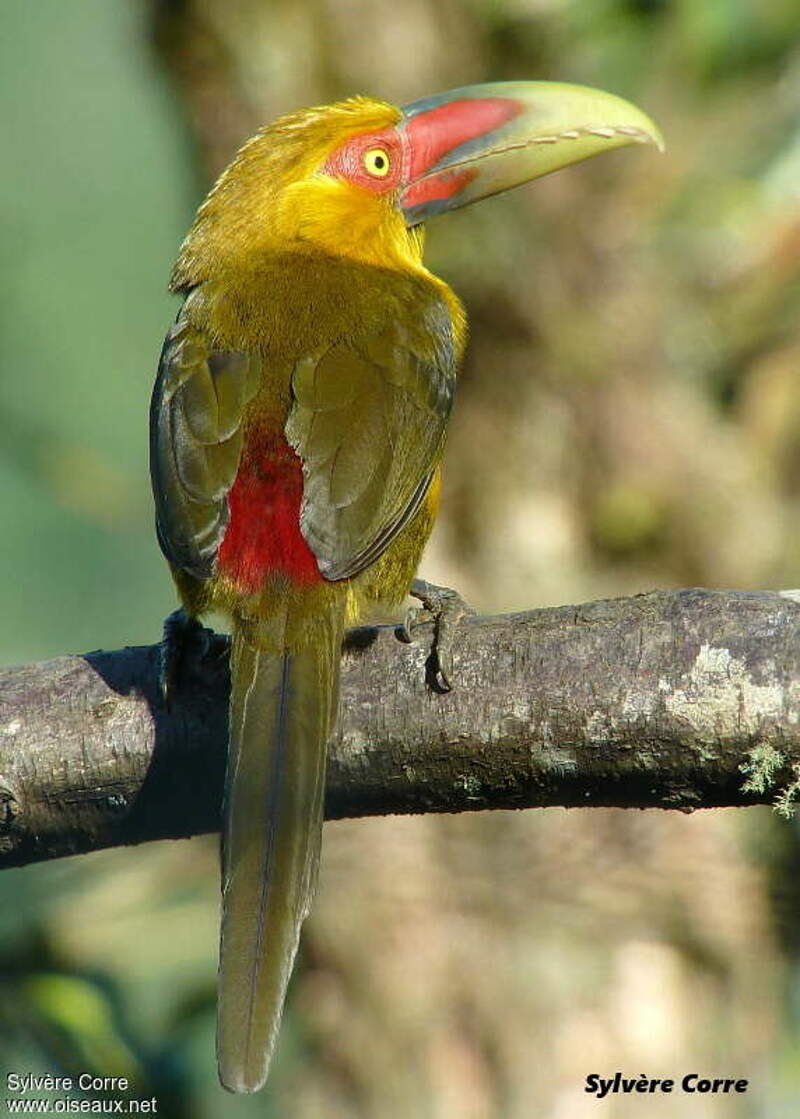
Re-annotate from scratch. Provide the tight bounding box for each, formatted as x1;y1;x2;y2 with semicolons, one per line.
397;577;475;692
158;608;222;707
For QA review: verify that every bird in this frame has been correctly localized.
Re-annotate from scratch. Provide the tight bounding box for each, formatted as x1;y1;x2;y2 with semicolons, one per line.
149;80;662;1093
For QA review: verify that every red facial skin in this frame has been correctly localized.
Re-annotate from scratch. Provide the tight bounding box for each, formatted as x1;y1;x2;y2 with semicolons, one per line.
323;97;521;207
322;126;404;194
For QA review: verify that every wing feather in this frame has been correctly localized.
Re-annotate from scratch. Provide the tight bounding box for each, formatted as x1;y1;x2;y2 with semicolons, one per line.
286;296;456;581
150;299;259;578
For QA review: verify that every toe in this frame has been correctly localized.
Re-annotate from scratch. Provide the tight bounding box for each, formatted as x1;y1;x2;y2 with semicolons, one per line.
397;604;433;644
399;579;476;690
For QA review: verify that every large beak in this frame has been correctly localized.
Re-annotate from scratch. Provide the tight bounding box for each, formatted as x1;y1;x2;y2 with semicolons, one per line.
399;81;663;227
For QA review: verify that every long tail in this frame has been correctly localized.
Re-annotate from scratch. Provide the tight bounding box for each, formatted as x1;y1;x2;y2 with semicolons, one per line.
216;606;343;1093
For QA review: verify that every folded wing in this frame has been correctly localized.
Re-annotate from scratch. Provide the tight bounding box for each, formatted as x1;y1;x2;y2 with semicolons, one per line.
150;298;261;578
286;298;456;580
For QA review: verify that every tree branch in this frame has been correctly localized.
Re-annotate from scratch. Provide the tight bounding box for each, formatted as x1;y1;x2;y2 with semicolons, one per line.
1;588;798;870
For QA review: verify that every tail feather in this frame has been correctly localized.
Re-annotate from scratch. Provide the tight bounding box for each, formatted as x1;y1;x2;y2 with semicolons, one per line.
217;609;342;1093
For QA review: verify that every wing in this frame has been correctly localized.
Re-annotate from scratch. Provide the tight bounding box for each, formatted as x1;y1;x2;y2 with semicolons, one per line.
150;299;260;579
286;298;456;581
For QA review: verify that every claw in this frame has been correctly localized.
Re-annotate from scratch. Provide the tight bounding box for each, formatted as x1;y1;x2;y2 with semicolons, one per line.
159;608;217;707
396;577;475;692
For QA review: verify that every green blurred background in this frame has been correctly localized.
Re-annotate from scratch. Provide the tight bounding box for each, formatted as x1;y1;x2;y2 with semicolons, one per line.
2;0;800;1115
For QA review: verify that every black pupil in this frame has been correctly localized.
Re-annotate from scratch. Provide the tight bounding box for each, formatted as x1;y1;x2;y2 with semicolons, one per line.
374;154;385;168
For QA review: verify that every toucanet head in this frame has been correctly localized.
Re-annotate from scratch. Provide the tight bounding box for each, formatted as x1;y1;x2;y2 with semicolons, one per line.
171;82;662;285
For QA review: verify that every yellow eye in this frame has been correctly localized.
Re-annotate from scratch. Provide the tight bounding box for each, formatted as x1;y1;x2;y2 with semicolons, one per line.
363;147;391;178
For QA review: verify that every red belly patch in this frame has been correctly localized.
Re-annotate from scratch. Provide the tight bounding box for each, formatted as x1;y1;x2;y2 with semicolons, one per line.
217;429;322;593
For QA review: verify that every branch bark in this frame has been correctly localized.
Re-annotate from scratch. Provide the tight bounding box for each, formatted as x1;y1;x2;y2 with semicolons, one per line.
1;588;798;870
